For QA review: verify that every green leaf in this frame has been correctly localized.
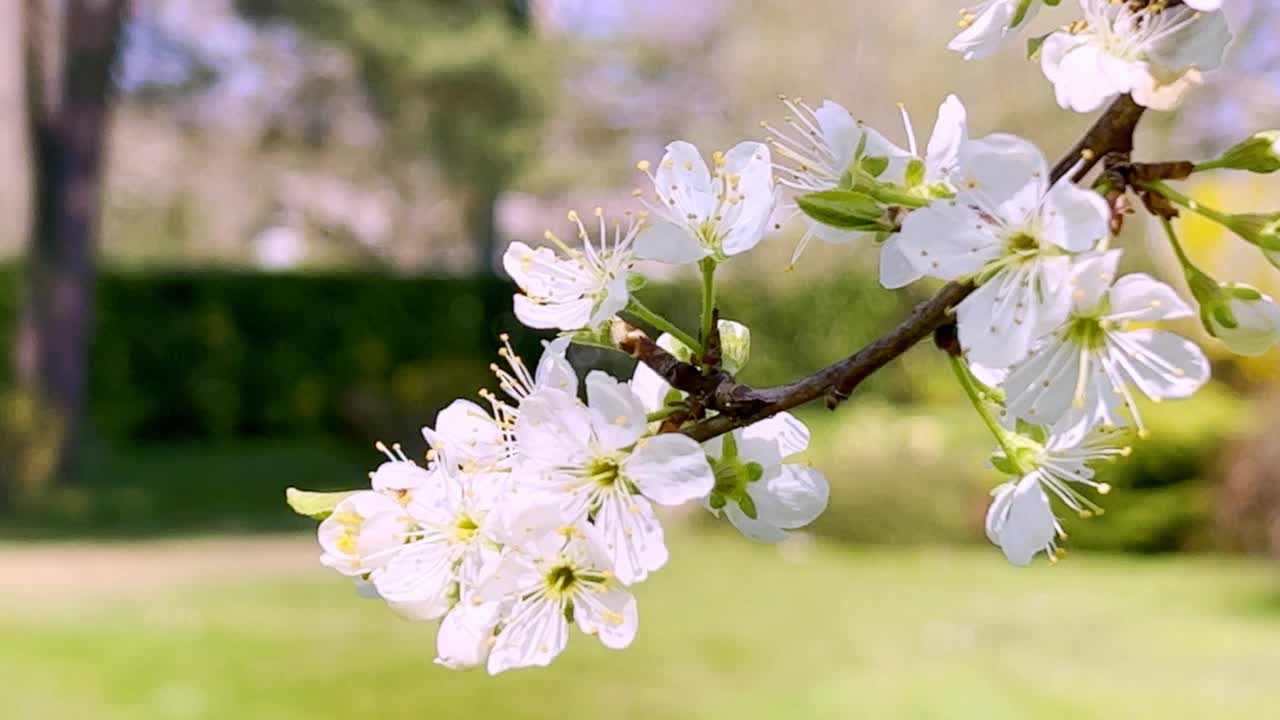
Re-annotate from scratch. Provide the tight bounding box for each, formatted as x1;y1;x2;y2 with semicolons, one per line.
796;189;886;230
286;487;358;520
1027;33;1051;61
861;155;890;179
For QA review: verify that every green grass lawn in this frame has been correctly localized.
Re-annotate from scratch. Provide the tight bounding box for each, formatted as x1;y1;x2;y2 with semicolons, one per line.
3;531;1279;720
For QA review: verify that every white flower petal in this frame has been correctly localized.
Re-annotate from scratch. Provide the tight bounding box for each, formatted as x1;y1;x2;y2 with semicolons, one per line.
624;434;715;506
514;389;592;467
878;234;926;289
436;600;502;670
958;133;1048;221
751;463;829;530
990;475;1056;566
894;202;1000;281
486;596;570;675
1105;273;1194;321
594;493;667;585
585;371;647;451
924;94;969;181
1109;329;1210;401
740;412;811;457
373;542;455;620
724;501;790;543
514;293;594;331
534;336;578;396
575;588;639;650
1066;250;1123;315
1040;181;1111;253
634;220;707;264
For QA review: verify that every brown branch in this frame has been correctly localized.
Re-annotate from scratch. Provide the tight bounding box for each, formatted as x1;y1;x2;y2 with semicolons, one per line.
626;94;1149;444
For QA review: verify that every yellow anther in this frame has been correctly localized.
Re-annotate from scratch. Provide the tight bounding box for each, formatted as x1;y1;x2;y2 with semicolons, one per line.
636;160;651;171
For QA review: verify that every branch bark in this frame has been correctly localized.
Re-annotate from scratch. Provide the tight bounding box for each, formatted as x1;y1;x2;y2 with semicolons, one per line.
623;94;1148;444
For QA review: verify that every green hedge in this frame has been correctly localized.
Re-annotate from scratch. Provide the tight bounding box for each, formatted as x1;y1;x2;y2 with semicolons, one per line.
0;267;919;444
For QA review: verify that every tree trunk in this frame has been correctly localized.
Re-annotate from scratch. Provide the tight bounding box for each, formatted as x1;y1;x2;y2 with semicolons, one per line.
466;185;501;276
15;0;128;485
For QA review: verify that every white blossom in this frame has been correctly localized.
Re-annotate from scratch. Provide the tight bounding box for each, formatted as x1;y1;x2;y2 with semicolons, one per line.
1204;284;1280;356
765;95;970;264
1040;0;1233;113
634;141;776;263
948;0;1043;61
882;134;1111;368
479;524;638;675
702;413;829;543
369;461;506;622
504;211;639;331
986;427;1130;566
317;490;408;577
1002;250;1210;438
514;373;715;584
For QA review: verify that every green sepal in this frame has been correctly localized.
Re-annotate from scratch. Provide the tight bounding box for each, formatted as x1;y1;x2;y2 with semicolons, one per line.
1014;419;1049;445
1211;302;1239;330
708;493;727;510
904;159;926;189
286;487;358;520
1010;0;1035;27
796;189;888;230
861;155;890;179
1232;285;1263;302
737;492;759;520
745;461;764;484
626;273;648;291
990;453;1020;475
1027;33;1051;61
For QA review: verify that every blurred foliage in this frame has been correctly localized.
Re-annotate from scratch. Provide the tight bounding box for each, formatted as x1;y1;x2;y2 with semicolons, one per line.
0;388;62;512
0;268;541;445
1076;386;1251;553
0;265;918;446
1212;389;1280;559
235;0;555;193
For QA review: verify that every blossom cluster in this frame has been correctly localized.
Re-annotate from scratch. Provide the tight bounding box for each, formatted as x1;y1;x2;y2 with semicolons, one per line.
285;0;1280;675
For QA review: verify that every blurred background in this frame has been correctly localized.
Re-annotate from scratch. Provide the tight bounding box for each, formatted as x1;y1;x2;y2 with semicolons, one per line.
2;0;1280;717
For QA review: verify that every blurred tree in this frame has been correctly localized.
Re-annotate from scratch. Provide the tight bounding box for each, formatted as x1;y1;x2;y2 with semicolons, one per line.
13;0;129;493
236;0;554;272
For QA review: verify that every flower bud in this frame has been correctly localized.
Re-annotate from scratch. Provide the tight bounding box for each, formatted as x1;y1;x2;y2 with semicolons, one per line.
717;320;751;374
1200;284;1280;356
1222;211;1280;251
1203;131;1280;174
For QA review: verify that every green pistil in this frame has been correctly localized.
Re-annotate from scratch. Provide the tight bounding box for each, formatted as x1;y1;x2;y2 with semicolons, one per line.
1007;232;1039;252
588;458;621;488
1064;316;1108;350
548;565;577;593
